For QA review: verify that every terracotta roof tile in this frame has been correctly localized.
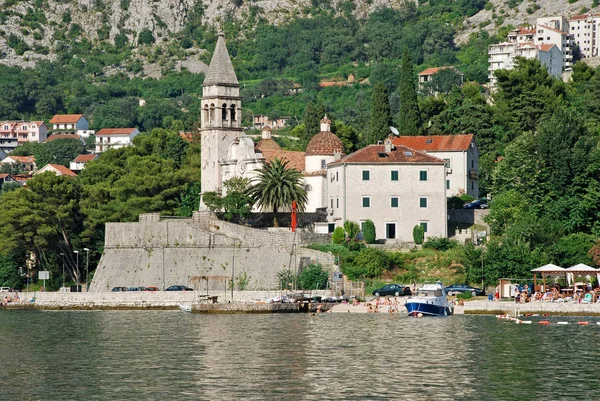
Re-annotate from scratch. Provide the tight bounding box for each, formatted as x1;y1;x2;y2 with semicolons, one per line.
73;154;98;163
96;128;138;136
330;145;443;165
0;173;9;179
260;149;305;172
49;114;85;124
38;164;77;177
392;134;474;152
418;66;462;76
46;134;81;142
3;155;35;163
305;131;344;156
255;138;281;151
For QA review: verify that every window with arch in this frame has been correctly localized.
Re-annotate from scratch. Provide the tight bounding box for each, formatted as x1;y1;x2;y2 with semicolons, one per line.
209;104;215;125
230;104;236;124
222;103;228;122
203;104;209;124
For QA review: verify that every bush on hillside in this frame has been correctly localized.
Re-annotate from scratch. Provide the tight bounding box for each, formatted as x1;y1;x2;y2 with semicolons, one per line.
298;263;329;290
423;237;458;251
363;220;376;244
413;225;425;245
332;226;346;244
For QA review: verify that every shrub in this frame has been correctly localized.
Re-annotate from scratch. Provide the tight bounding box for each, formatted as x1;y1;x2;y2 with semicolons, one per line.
344;220;360;241
138;28;155;45
447;196;466;209
423;237;458;251
343;248;391;279
413;225;424;245
332;226;345;244
298;263;329;290
363;219;376;244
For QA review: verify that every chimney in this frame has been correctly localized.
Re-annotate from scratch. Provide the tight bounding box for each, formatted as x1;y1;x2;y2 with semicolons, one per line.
261;126;272;139
334;150;342;161
384;137;392;153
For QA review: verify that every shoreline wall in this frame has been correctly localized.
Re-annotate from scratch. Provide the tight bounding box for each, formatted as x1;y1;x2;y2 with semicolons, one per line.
90;212;335;292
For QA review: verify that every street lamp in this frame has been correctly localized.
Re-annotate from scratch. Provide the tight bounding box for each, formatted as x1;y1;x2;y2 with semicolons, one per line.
73;250;79;289
83;248;89;292
60;252;65;289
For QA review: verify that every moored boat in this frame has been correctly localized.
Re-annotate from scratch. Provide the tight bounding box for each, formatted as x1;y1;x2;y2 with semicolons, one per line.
405;281;453;317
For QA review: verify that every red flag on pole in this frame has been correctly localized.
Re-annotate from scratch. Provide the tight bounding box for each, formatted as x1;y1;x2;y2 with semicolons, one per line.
291;200;297;232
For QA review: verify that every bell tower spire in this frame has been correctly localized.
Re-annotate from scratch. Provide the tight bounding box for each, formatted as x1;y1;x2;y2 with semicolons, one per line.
199;32;243;210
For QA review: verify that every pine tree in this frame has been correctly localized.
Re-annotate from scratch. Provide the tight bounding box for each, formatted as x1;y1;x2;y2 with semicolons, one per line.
368;82;392;144
302;100;325;145
397;49;421;135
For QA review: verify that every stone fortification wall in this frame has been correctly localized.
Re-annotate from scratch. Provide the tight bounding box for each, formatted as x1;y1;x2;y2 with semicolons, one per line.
90;213;335;292
448;209;490;227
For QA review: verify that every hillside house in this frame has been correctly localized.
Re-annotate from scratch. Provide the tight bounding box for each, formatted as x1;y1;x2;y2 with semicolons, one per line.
0;155;37;172
0;120;48;144
95;128;140;153
70;154;99;173
418;66;464;94
49;114;94;137
34;164;77;177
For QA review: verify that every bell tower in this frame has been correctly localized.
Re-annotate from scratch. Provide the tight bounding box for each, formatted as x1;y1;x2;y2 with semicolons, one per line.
199;32;243;210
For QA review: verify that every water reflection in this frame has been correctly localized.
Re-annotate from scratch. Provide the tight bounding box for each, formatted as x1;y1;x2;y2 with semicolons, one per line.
0;311;597;400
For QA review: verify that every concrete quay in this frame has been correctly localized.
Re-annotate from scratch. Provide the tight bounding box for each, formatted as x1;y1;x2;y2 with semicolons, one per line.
5;290;333;311
463;300;600;316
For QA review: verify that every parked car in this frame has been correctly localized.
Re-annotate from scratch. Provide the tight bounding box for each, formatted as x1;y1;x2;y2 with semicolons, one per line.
111;287;128;292
372;284;412;297
0;287;12;292
445;284;485;297
165;285;194;291
463;199;488;209
145;286;159;291
127;286;147;292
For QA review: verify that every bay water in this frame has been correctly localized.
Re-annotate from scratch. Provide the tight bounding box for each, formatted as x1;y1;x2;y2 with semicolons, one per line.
0;310;596;400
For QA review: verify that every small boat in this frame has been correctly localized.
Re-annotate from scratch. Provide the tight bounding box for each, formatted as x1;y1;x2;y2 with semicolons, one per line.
405;281;453;317
178;303;192;312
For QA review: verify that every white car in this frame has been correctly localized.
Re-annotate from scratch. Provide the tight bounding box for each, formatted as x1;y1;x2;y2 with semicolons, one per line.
0;287;11;292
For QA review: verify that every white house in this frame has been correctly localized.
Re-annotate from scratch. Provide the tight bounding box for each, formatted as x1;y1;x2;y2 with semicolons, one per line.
0;155;37;172
95;128;140;153
392;134;479;198
325;137;447;242
70;154;99;173
568;13;600;58
49;114;93;137
418;66;464;94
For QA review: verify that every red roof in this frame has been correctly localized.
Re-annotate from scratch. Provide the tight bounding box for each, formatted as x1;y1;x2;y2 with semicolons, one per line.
515;27;535;35
392;134;474;152
0;173;9;179
96;128;138;136
46;134;81;142
538;44;556;52
260;149;305;172
330;144;443;165
418;66;460;76
40;164;77;177
255;138;281;151
305;132;344;156
570;14;590;21
73;154;98;163
49;114;85;124
4;155;36;163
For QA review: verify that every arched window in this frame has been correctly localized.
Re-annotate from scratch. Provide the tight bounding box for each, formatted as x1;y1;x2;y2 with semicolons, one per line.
209;104;215;126
230;104;236;125
222;103;228;123
203;104;209;126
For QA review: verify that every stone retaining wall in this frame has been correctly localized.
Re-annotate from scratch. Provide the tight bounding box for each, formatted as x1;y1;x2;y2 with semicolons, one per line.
29;290;334;308
90;212;335;292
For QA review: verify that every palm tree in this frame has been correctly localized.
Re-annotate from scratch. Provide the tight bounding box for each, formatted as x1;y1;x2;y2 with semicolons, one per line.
247;158;308;227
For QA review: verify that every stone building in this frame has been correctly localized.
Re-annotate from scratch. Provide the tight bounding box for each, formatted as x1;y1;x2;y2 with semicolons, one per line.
325;137;447;242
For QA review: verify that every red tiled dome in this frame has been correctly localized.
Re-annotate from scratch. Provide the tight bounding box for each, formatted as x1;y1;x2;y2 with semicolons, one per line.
305;131;344;156
255;138;281;151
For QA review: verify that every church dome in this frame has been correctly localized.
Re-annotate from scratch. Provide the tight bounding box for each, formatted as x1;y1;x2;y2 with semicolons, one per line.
255;138;281;151
305;131;344;156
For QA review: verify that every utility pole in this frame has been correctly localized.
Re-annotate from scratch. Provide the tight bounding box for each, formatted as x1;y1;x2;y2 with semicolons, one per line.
73;250;79;290
60;252;65;289
84;248;89;291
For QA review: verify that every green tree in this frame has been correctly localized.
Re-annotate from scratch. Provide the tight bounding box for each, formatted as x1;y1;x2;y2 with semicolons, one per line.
137;29;155;45
298;263;329;290
302;100;325;145
0;254;21;289
332;226;346;244
412;224;425;244
363;219;376;244
35;138;86;167
343;220;360;241
422;67;463;96
247;158;308;227
397;49;421;135
369;81;392;144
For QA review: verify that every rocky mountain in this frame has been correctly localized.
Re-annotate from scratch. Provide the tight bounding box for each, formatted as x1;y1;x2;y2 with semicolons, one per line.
1;0;599;70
